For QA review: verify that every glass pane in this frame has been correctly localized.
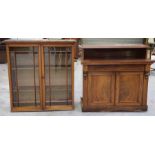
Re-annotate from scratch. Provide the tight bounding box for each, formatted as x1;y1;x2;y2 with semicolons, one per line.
44;47;72;106
10;47;40;107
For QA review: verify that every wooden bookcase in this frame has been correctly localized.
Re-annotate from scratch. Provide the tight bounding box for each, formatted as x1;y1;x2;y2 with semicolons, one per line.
0;38;9;64
0;45;6;64
5;39;76;112
80;39;155;112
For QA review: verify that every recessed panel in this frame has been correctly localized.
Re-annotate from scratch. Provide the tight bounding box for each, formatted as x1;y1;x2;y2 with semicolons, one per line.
116;72;143;106
88;72;115;106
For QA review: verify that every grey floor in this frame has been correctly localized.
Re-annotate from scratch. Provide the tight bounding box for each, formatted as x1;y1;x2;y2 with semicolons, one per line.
0;58;155;116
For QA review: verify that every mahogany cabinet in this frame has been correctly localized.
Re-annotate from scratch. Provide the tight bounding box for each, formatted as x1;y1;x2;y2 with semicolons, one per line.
81;42;155;112
5;39;76;112
0;38;9;64
0;45;6;63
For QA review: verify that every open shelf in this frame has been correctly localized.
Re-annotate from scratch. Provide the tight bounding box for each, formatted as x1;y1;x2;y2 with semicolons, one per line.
83;48;147;60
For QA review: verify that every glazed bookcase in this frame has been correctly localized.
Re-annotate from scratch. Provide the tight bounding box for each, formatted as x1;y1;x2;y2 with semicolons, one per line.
5;40;76;112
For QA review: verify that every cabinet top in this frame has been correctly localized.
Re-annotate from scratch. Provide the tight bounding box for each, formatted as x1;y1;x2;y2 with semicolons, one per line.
79;44;149;49
3;39;76;44
82;59;155;65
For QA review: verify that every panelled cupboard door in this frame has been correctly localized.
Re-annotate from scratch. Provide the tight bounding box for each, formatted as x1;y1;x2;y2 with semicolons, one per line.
42;46;73;110
88;72;115;108
115;72;144;106
8;46;42;111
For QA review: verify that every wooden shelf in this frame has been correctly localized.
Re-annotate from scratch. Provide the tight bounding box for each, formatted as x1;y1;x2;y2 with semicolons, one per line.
13;101;40;105
45;100;72;104
12;65;71;69
12;85;71;91
45;51;71;53
13;86;40;92
45;85;71;89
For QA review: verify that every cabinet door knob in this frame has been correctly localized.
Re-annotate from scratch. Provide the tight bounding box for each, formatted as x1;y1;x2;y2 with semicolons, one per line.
145;72;150;79
83;72;87;80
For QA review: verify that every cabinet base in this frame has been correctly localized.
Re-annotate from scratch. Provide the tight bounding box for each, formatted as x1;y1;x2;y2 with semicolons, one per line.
43;105;74;111
11;105;74;112
81;98;147;112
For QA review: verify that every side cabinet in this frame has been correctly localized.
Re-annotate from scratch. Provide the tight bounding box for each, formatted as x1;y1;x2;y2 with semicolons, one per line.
0;45;7;64
82;65;149;112
80;43;155;112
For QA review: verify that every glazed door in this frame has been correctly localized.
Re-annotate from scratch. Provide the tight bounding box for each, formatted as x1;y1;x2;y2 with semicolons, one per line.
43;46;73;110
9;46;42;111
115;72;144;106
87;72;115;109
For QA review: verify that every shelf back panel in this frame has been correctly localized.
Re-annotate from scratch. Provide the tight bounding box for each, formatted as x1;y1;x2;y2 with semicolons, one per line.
81;38;145;45
84;49;146;60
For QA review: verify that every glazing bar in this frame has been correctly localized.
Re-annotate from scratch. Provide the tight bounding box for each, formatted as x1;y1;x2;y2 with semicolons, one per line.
33;47;37;106
14;52;20;106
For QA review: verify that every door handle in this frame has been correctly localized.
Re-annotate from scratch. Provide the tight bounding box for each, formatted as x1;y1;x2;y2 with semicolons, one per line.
83;72;88;80
145;72;150;79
